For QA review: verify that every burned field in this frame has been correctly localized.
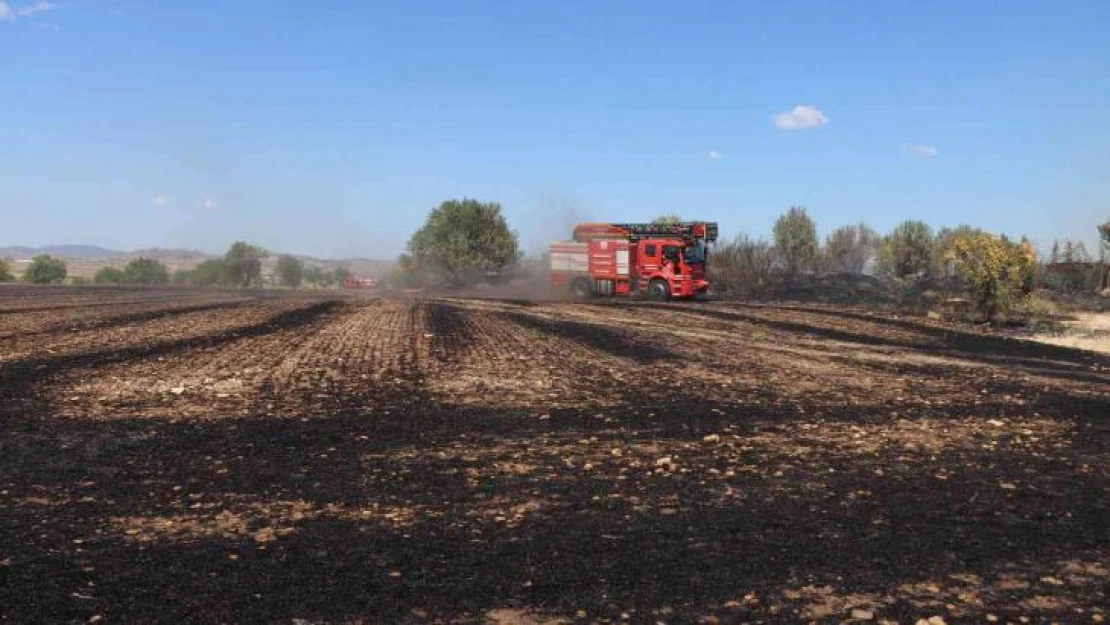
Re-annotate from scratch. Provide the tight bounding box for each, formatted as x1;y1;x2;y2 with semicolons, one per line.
1;288;1107;624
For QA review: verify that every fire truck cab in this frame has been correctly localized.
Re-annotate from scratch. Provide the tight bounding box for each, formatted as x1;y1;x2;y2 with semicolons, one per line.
549;221;718;300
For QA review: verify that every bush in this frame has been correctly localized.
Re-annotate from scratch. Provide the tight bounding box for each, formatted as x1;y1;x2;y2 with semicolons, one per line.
948;231;1035;321
0;258;14;283
405;198;521;287
192;259;228;287
122;257;170;285
23;255;67;284
94;267;126;284
710;234;779;296
877;220;934;278
772;206;818;276
822;223;878;274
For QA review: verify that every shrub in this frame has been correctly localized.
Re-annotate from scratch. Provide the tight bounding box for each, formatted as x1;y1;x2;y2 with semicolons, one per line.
710;234;779;296
822;223;878;274
0;258;14;283
276;255;304;288
948;231;1035;321
94;267;126;284
122;257;170;285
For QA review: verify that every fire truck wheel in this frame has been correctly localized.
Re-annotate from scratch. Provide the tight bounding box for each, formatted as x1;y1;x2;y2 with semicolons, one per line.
648;279;670;301
570;278;592;299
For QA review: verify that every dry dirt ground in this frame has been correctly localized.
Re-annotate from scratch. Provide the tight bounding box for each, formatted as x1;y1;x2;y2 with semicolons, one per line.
1;286;1107;624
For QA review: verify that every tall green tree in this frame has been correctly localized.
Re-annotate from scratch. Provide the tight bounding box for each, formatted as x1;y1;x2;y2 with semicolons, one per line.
823;222;879;274
1100;220;1110;253
122;257;170;285
405;198;521;286
223;242;267;288
0;258;14;283
276;255;304;288
772;206;819;276
23;255;67;284
877;220;934;278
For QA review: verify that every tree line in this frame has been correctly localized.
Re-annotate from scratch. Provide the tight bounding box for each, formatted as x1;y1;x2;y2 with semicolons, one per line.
0;241;351;290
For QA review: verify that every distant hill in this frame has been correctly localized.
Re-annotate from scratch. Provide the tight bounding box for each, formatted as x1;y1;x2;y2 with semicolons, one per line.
0;245;125;260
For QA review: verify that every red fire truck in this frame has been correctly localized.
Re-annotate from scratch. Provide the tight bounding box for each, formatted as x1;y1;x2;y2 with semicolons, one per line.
549;221;718;300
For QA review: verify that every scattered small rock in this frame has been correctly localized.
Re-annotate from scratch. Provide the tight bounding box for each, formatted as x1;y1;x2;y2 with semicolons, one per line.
170;387;185;395
655;456;674;467
987;419;1005;427
851;608;875;620
703;434;721;444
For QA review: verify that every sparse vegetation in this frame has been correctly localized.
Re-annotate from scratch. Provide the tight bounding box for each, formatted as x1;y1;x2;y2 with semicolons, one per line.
0;258;14;283
822;222;878;274
710;234;779;296
22;254;67;284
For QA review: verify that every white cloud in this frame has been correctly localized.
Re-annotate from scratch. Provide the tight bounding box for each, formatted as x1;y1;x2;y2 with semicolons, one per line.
772;105;829;131
706;150;722;160
0;1;56;21
153;194;171;207
904;144;939;157
199;198;220;211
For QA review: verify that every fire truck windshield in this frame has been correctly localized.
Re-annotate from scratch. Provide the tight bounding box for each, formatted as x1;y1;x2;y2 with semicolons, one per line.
683;241;707;264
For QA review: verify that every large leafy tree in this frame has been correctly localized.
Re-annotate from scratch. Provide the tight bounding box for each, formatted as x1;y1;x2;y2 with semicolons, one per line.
949;231;1036;320
276;255;304;288
23;255;67;284
223;242;267;288
122;257;170;285
877;220;934;278
772;206;818;276
405;198;521;286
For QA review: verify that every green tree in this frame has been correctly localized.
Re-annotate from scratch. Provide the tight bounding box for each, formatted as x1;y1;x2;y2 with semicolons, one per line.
122;257;170;285
192;259;227;287
0;258;14;283
333;266;351;286
772;206;819;276
651;213;684;226
877;220;934;278
94;267;126;284
275;255;304;288
223;242;267;288
823;222;879;274
405;198;521;286
23;255;67;284
1100;220;1110;253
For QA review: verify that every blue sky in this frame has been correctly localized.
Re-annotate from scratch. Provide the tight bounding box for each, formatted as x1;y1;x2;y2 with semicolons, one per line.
2;0;1107;258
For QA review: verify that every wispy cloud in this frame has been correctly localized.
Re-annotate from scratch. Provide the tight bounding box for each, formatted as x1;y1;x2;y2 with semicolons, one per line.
904;144;939;157
153;194;172;207
0;1;56;21
706;150;722;160
199;198;220;212
772;105;829;131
